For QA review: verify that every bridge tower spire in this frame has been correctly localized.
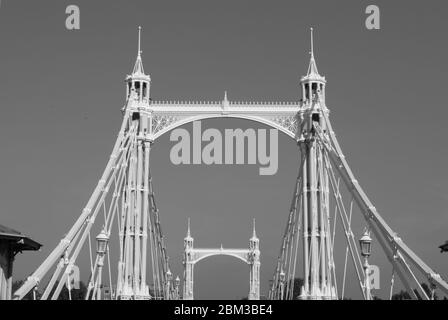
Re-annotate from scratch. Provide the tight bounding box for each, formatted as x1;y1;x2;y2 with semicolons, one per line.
251;218;258;240
185;218;193;247
301;28;326;106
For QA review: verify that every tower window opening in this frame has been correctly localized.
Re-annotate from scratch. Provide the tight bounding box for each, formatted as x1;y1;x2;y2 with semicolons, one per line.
312;113;320;123
143;83;147;99
312;83;318;97
132;112;140;121
135;82;141;97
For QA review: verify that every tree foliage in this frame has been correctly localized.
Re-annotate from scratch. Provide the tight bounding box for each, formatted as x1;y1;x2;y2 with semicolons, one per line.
49;280;88;300
392;282;440;300
13;279;88;300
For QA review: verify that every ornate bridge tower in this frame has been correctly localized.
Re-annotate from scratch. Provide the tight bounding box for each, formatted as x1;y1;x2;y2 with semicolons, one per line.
115;27;153;300
183;220;260;300
297;28;336;300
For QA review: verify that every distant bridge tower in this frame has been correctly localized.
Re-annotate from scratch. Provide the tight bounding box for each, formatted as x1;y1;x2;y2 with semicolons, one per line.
183;220;260;300
248;220;261;300
183;219;194;300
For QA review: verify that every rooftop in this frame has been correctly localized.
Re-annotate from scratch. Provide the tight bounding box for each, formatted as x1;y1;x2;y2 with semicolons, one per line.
0;224;42;252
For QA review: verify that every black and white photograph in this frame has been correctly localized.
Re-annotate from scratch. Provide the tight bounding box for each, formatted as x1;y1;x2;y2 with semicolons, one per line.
0;0;447;315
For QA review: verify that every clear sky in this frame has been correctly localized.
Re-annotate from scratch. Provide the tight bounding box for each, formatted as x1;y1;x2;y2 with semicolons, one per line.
1;0;447;299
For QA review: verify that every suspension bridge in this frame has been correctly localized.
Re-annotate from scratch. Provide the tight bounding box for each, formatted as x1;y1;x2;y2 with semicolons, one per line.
13;27;448;300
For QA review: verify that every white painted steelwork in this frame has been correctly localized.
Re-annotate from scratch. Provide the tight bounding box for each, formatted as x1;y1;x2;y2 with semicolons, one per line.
13;28;448;300
183;220;260;300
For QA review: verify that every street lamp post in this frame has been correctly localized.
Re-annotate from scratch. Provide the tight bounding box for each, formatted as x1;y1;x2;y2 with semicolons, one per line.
96;230;109;300
359;230;372;300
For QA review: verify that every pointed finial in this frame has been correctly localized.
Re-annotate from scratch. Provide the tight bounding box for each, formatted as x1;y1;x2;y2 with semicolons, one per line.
304;27;323;78
222;90;230;109
252;218;257;238
187;218;191;237
138;26;142;57
310;27;314;58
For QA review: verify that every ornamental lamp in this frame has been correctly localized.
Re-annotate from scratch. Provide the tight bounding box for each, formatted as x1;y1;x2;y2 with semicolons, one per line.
96;231;109;255
359;230;372;258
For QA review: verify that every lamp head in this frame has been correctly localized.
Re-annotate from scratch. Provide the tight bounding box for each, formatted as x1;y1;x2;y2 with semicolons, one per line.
359;230;372;258
96;231;109;255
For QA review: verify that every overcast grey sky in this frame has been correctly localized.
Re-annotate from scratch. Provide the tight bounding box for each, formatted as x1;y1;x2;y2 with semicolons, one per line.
1;0;448;299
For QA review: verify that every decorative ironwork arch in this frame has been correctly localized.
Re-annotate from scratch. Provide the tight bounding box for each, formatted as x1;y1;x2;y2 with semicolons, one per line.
132;100;302;142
